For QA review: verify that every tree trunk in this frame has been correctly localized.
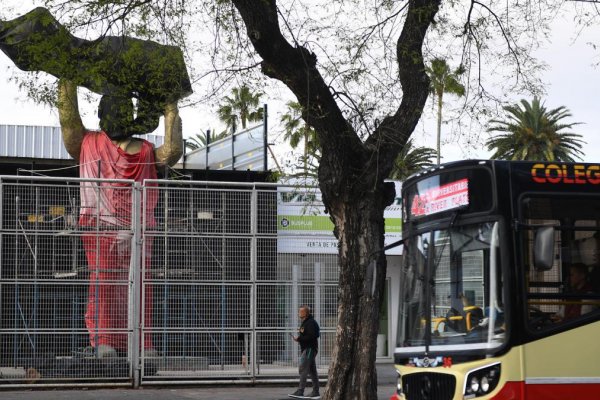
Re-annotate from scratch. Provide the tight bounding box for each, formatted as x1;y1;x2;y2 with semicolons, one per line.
230;1;441;399
321;182;393;400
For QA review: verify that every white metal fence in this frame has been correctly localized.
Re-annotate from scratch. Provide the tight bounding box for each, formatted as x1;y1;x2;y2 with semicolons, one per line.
0;176;338;387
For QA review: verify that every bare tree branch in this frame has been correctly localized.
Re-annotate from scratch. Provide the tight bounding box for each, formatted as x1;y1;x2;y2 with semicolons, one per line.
231;0;365;194
365;0;441;178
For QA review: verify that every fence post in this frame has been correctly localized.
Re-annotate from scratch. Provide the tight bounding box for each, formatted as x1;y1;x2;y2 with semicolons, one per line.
263;104;268;171
292;264;300;365
314;262;322;366
314;262;322;326
130;182;143;388
250;186;257;379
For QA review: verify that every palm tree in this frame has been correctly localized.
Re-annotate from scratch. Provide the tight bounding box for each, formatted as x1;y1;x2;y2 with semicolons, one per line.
185;130;229;151
281;101;319;176
217;85;264;134
426;58;465;165
486;98;585;161
388;140;437;180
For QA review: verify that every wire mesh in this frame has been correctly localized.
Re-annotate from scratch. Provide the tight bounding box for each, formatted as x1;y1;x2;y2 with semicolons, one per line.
0;178;340;385
141;184;260;381
0;177;135;384
254;330;332;376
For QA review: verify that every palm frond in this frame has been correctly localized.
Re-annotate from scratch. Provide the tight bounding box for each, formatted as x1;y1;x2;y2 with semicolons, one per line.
486;97;586;161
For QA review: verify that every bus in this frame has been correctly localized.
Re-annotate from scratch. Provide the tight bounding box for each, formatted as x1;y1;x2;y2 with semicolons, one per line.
393;160;600;400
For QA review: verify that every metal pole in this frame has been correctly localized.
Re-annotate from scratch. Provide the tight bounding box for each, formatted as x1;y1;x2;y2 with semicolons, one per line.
221;192;226;371
0;176;136;184
32;187;40;357
263;104;268;171
131;182;142;388
182;139;187;170
92;184;100;357
292;264;300;365
314;262;322;326
314;262;322;367
267;145;283;173
162;189;169;360
13;195;20;366
71;197;77;277
232;130;236;171
205;130;210;170
71;287;77;354
250;187;257;377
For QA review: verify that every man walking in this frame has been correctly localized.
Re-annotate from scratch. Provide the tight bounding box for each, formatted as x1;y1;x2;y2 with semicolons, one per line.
289;306;320;399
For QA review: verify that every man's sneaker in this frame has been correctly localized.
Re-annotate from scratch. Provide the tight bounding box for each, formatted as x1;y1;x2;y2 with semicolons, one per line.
308;390;321;399
288;388;305;398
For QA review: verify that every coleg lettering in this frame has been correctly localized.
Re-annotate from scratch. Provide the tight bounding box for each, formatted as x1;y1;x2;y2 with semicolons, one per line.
531;163;600;184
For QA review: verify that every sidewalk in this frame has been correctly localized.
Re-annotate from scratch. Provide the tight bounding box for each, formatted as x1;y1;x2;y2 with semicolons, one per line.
0;363;398;400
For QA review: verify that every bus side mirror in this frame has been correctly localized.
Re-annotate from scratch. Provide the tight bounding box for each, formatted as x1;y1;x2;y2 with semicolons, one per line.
534;226;555;271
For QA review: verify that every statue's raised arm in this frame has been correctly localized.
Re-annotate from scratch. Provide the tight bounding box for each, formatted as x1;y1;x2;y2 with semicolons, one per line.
57;79;85;161
156;102;183;167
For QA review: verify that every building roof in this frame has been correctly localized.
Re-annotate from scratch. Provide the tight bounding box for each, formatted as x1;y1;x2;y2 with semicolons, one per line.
0;124;165;161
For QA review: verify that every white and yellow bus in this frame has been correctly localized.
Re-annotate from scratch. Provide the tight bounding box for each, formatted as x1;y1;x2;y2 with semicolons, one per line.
394;160;600;400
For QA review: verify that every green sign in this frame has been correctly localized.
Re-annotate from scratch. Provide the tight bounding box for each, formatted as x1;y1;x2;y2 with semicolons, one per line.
385;217;402;233
278;215;402;233
278;215;334;232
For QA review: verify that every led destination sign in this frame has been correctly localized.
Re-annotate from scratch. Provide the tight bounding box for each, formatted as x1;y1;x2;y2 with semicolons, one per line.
531;163;600;184
410;178;469;217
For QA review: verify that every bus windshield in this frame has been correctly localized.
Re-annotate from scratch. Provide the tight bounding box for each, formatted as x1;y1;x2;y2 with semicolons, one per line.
396;221;506;355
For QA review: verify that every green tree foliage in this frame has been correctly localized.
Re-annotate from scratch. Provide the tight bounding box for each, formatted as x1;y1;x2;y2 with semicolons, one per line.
281;101;319;177
486;98;585;161
217;85;264;134
388;140;437;180
426;58;465;165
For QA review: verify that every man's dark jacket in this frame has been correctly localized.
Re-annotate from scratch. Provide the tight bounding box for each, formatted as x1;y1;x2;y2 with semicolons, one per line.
298;314;319;351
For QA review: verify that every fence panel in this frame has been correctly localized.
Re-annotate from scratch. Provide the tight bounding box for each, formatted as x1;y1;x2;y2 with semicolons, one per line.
140;183;261;383
0;177;136;385
0;179;339;386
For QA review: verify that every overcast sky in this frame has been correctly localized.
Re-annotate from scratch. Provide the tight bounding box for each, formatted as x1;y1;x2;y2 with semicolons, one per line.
1;4;600;166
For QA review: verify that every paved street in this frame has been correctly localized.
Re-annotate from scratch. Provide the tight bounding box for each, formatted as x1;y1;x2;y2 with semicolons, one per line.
0;363;397;400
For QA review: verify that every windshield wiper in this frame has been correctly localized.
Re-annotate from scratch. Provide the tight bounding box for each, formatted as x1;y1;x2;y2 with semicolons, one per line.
450;209;461;227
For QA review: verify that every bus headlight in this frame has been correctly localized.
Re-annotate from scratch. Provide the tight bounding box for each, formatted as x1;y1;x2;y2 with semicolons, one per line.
480;376;490;392
464;363;501;398
469;376;480;393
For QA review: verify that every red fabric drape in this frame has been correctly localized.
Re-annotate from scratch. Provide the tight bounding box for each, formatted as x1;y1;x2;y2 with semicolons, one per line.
79;131;158;351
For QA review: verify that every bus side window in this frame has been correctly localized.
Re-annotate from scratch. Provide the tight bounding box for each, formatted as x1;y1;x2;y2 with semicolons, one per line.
579;235;600;293
522;198;600;332
590;266;600;294
553;263;592;321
